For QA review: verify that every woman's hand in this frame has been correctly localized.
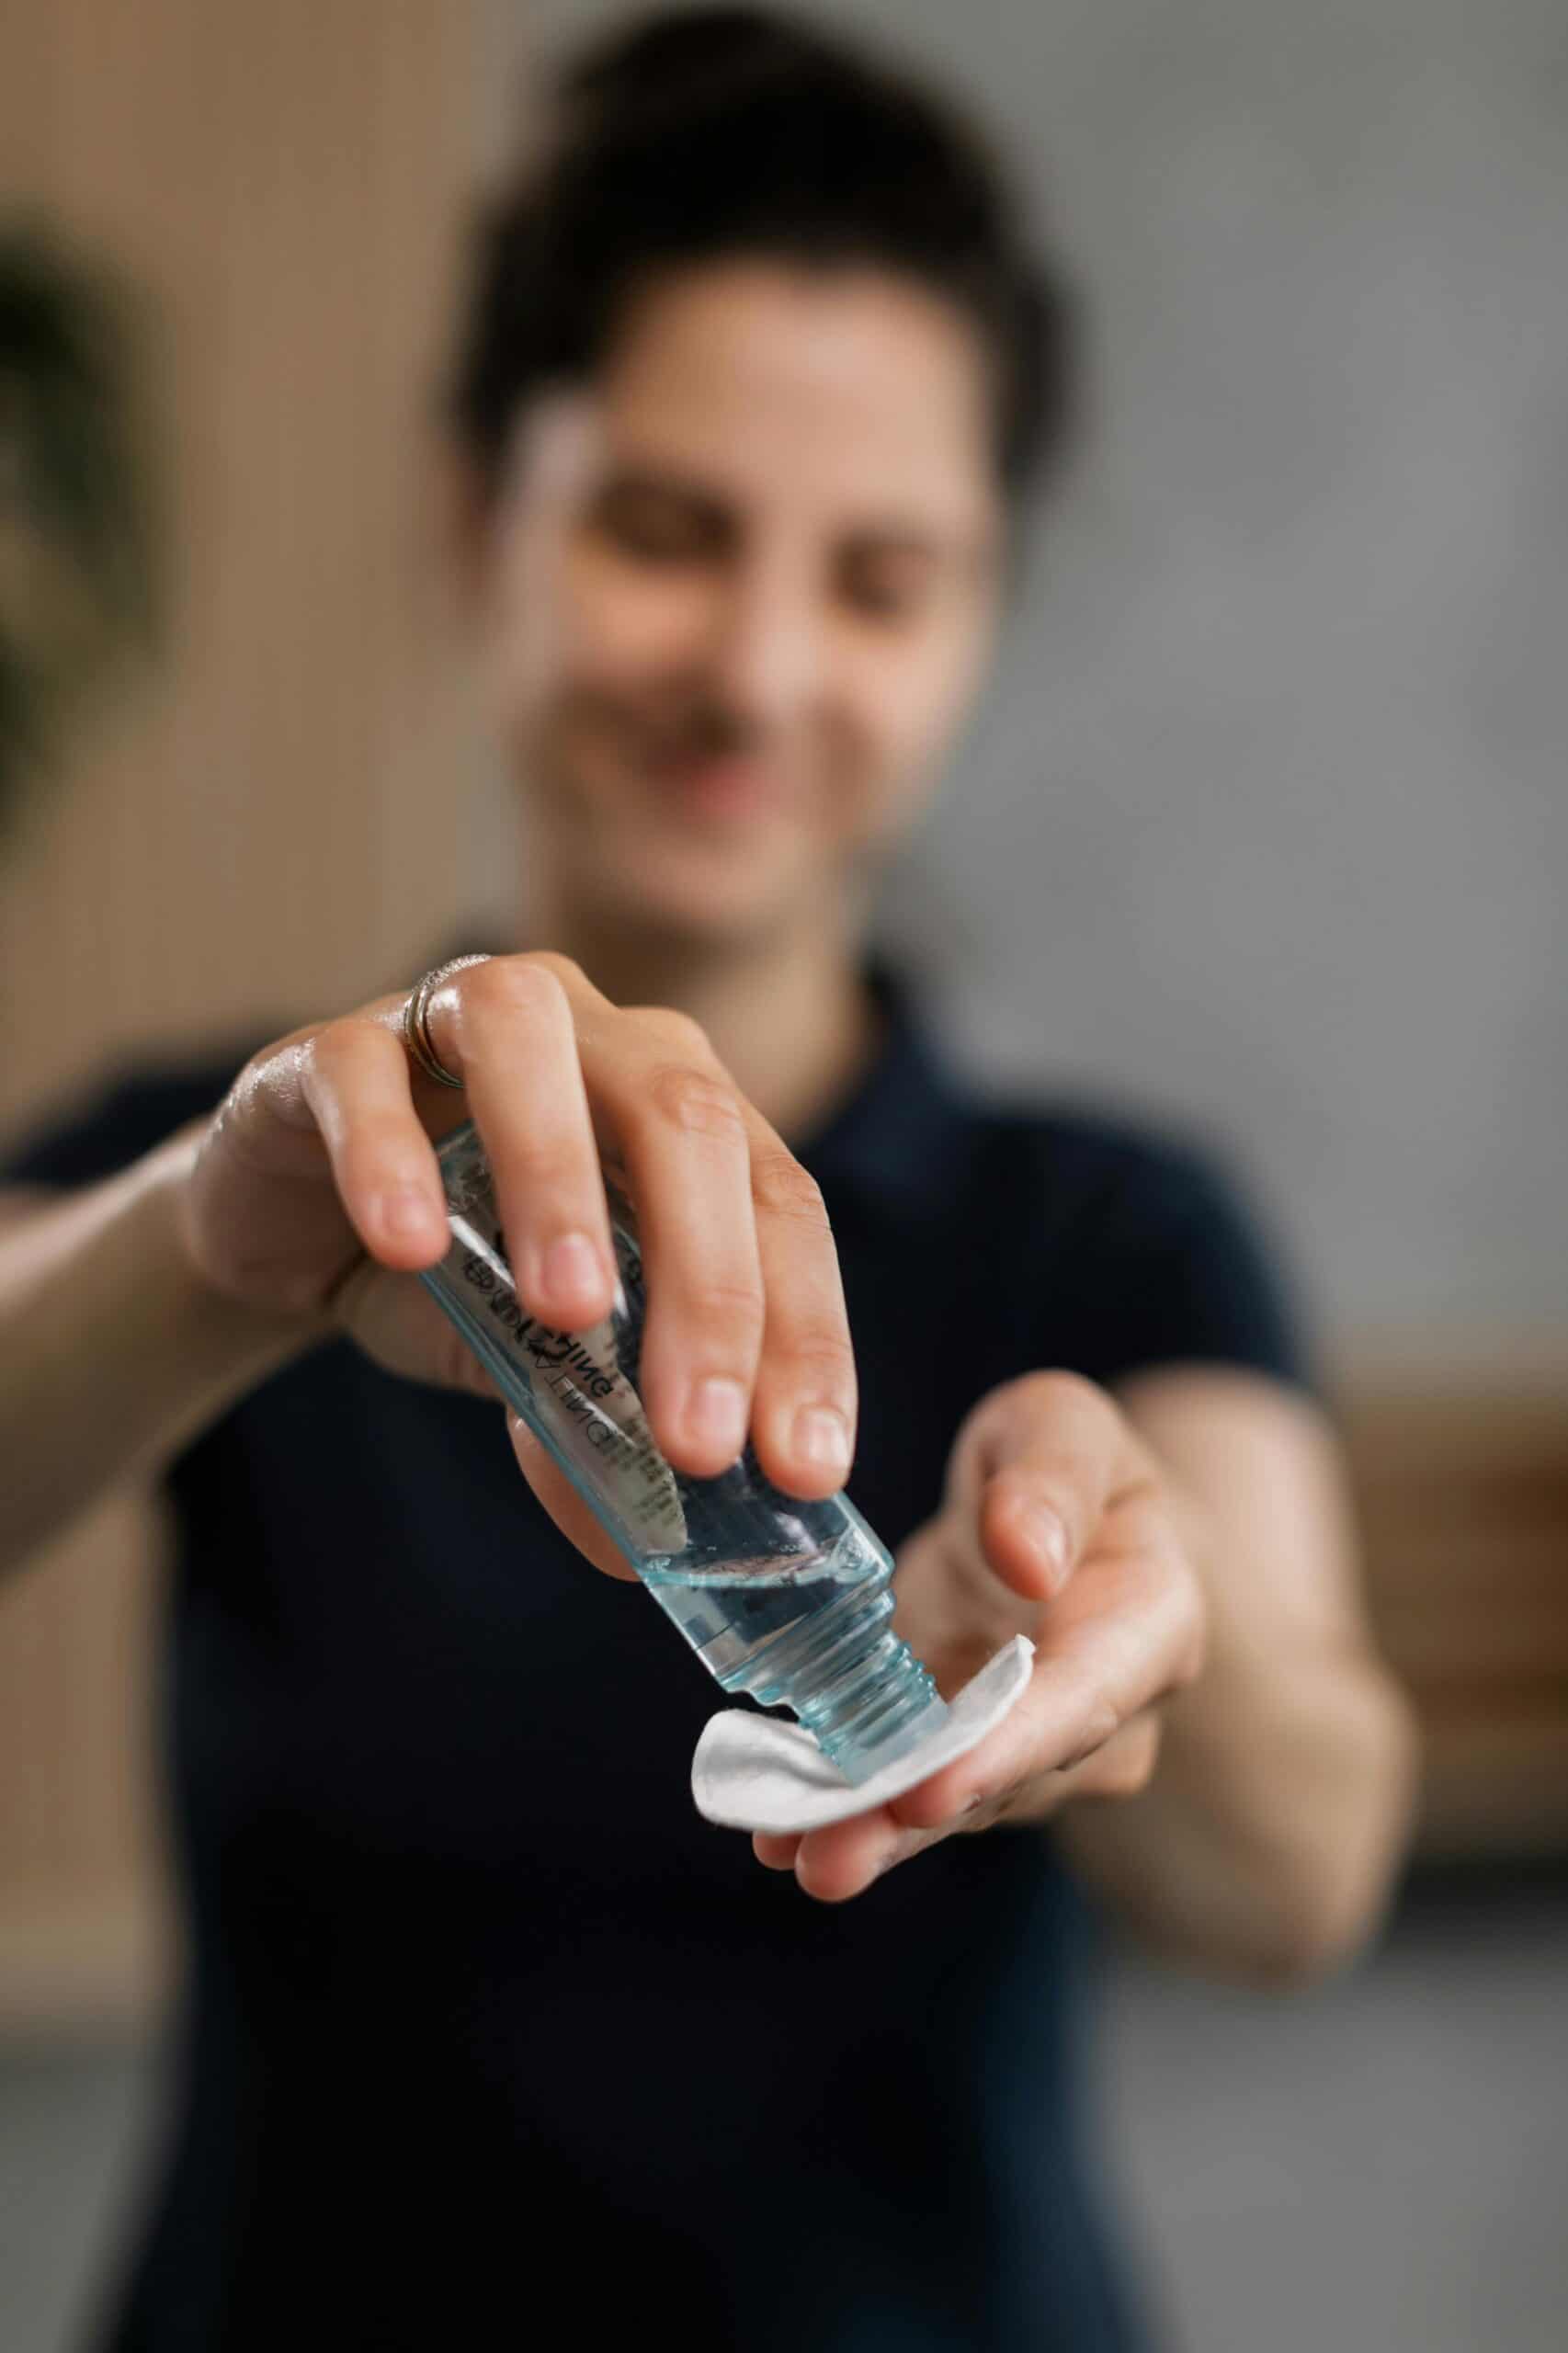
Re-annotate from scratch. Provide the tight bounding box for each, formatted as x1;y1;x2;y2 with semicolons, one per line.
749;1370;1208;1901
176;950;858;1501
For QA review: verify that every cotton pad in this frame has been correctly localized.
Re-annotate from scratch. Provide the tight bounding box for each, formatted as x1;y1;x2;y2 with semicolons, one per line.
690;1632;1035;1833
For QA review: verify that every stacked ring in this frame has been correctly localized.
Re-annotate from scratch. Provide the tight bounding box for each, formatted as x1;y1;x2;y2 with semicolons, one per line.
401;953;492;1090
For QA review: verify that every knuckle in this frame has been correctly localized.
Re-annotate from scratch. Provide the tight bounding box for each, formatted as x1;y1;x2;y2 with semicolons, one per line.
779;1319;856;1389
626;1005;714;1060
1061;1694;1122;1773
1024;1367;1104;1422
750;1150;831;1230
461;955;567;1026
521;948;586;991
683;1273;767;1334
964;1778;1028;1832
645;1061;747;1144
307;1015;364;1064
1092;1722;1162;1800
301;1017;376;1092
254;1017;321;1064
220;1046;306;1154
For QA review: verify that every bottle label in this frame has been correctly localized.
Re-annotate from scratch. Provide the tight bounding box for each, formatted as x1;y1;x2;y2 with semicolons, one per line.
440;1140;689;1557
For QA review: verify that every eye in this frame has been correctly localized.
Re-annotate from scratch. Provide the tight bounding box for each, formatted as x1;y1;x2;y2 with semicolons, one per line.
837;544;937;623
591;482;727;565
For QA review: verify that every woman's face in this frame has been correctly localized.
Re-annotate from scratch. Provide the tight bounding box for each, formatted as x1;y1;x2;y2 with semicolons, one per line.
469;258;1006;947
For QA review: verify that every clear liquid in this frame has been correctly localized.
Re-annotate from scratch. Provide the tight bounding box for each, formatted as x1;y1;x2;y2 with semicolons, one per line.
642;1536;863;1674
643;1524;947;1774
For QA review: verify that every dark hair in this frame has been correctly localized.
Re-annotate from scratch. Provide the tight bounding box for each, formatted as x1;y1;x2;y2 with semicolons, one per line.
447;6;1079;513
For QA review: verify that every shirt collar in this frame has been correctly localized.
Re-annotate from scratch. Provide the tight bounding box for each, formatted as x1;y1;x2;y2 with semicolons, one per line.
426;933;974;1228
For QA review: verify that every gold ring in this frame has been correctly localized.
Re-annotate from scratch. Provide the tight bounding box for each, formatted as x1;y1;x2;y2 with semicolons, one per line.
402;953;490;1089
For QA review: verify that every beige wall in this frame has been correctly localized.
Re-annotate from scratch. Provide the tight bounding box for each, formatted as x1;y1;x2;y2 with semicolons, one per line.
1;0;478;2024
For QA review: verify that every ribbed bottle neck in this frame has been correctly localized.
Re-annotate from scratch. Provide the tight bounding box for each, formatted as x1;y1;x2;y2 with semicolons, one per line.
728;1575;947;1782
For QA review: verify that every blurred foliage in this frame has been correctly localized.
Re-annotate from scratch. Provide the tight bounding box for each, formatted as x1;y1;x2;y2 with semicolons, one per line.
0;220;159;837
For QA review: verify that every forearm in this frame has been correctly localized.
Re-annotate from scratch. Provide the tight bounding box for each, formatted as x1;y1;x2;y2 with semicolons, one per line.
1;1124;326;1575
1058;1610;1418;1987
1057;1431;1420;1988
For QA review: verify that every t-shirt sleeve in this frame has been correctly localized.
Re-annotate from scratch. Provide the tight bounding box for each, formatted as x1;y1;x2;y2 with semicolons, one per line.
1048;1128;1324;1403
0;1050;250;1192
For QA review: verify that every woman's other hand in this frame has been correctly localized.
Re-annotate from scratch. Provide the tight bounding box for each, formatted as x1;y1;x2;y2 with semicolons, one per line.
746;1362;1415;1987
749;1370;1204;1895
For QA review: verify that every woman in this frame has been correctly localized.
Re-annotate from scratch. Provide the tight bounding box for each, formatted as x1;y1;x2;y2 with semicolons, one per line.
0;11;1415;2348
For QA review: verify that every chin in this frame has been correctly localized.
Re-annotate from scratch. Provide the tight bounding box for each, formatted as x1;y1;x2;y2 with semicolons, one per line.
587;831;810;946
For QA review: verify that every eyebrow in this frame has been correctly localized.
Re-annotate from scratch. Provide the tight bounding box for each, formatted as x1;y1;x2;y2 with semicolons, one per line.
841;519;1000;585
588;465;732;532
589;461;995;571
841;529;943;564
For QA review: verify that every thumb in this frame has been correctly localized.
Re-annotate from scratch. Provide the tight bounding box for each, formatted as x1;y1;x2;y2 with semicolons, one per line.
946;1371;1132;1608
506;1411;642;1582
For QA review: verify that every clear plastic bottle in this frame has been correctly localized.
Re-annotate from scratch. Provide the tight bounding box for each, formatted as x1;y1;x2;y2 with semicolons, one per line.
418;1120;948;1784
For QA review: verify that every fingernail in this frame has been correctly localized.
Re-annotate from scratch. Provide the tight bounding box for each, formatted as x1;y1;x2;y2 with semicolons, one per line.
1021;1502;1069;1577
379;1186;438;1241
540;1230;605;1306
686;1376;748;1459
792;1406;850;1476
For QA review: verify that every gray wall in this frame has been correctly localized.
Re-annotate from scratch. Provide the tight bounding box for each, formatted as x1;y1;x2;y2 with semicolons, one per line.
494;1;1568;1351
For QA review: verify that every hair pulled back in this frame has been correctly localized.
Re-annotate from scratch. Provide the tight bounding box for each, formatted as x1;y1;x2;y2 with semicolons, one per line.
447;6;1078;509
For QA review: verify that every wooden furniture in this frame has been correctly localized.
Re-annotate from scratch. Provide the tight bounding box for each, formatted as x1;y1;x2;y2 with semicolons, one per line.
1340;1374;1568;1862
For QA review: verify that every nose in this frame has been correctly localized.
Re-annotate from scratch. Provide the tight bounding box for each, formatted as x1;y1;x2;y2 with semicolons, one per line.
705;550;823;735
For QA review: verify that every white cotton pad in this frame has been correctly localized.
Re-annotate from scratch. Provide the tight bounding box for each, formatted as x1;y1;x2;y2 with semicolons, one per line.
690;1633;1035;1833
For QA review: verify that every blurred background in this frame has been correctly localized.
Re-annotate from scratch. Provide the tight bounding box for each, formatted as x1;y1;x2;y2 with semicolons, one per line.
2;2;1565;2347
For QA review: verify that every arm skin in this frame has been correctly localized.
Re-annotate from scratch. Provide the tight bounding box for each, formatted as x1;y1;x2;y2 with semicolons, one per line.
1056;1364;1421;1989
0;1137;327;1579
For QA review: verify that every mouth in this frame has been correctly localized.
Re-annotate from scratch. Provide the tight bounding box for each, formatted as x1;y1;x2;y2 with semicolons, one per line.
640;746;789;823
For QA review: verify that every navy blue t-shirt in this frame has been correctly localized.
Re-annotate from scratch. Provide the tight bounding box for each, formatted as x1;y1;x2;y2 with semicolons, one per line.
3;951;1316;2353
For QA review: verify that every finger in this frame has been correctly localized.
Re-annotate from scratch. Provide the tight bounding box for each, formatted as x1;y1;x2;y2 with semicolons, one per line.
782;1706;1168;1902
1057;1707;1164;1803
299;1017;450;1269
887;1496;1199;1831
741;1137;858;1504
631;1016;857;1502
592;1008;767;1482
751;1829;802;1871
790;1801;916;1903
593;1006;857;1496
326;1248;507;1404
948;1371;1151;1607
940;1708;1165;1830
435;957;620;1333
506;1411;638;1581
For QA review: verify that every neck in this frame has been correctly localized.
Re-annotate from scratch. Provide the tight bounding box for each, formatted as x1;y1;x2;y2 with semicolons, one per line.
504;888;886;1150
